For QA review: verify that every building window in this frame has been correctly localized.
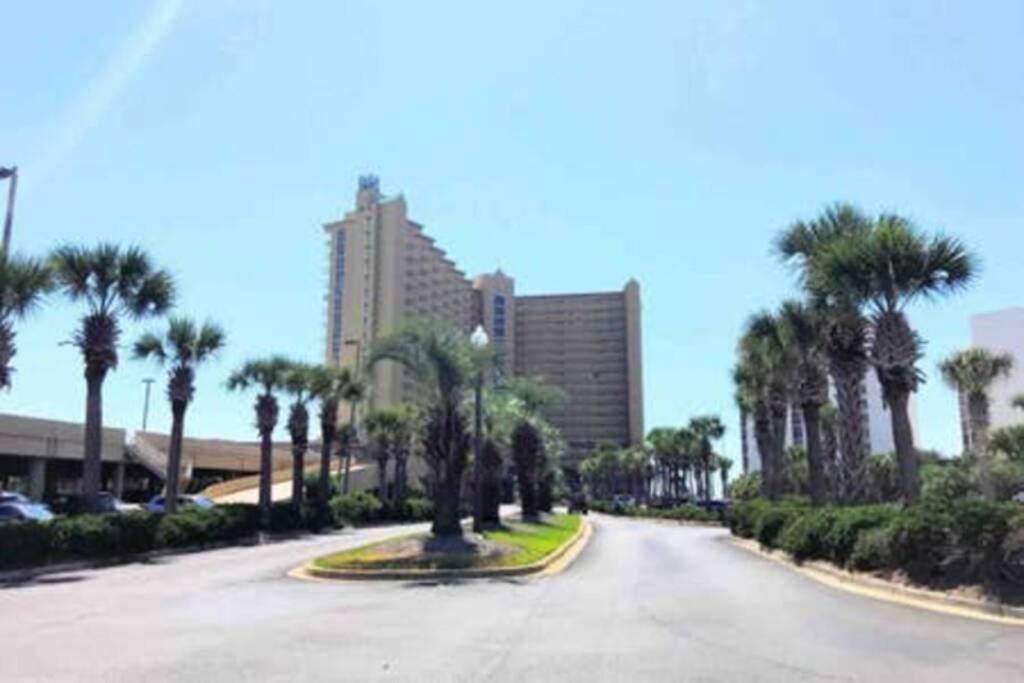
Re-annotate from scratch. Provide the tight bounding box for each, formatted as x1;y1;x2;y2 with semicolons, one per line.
330;231;346;358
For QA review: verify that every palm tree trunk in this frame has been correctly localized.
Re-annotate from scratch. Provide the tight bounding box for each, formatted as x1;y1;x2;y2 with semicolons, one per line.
291;445;304;508
318;423;333;505
886;388;919;503
258;430;273;527
376;452;388;502
342;403;357;494
754;415;775;499
802;402;826;506
704;456;713;503
967;394;995;501
166;401;187;514
831;367;868;503
82;370;105;512
394;453;408;506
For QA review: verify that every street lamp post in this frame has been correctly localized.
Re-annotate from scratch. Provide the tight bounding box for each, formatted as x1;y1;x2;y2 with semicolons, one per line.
142;378;155;431
0;166;17;253
470;324;489;533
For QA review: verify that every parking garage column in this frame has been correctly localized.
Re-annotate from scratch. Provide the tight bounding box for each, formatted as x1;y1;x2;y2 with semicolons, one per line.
28;458;46;500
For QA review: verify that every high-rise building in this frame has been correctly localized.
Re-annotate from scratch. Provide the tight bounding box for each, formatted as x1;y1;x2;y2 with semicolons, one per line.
741;370;916;472
323;178;644;465
959;308;1024;451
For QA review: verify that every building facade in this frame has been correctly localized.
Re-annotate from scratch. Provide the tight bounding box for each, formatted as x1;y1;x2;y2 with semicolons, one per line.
741;370;916;472
323;178;644;465
959;308;1024;451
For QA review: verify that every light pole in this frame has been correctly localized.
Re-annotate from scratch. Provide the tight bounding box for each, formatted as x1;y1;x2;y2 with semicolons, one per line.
0;166;17;253
141;378;156;431
470;324;489;533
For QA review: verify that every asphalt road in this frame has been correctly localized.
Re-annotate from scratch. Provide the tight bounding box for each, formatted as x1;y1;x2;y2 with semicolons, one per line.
3;514;1024;682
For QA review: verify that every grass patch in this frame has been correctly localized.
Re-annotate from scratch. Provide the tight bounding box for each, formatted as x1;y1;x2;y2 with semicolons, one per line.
312;513;582;572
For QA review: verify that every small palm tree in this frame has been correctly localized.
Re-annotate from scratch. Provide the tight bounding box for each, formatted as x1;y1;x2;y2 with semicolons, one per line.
0;250;52;390
369;319;487;537
940;348;1014;500
718;456;733;499
364;405;416;505
340;372;368;494
227;356;290;526
647;427;680;501
811;215;977;502
308;365;351;505
133;317;225;513
282;362;315;508
51;244;175;511
689;415;725;502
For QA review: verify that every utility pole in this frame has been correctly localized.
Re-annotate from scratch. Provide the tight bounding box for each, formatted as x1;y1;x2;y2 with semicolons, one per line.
0;166;17;252
142;378;156;431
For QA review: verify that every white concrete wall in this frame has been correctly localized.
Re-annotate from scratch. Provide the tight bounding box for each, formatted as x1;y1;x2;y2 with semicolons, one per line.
970;307;1024;430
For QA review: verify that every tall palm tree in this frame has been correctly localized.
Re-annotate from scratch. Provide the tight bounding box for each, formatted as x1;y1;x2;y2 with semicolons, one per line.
51;244;175;511
777;205;872;503
133;317;225;513
648;427;679;501
369;319;489;537
0;250;52;390
811;216;977;502
282;362;315;508
502;376;565;517
778;300;830;505
689;415;725;503
227;356;290;526
308;364;353;505
340;373;368;495
940;348;1013;501
819;404;840;499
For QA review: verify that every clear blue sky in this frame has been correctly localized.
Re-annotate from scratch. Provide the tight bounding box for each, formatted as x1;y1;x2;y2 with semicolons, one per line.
2;1;1023;459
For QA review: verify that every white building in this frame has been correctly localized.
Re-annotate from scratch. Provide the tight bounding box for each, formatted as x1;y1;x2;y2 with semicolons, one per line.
961;308;1024;451
741;371;916;473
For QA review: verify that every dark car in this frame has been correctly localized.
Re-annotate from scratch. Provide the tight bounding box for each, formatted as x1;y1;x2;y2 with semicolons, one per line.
568;492;589;514
52;492;141;515
146;494;216;513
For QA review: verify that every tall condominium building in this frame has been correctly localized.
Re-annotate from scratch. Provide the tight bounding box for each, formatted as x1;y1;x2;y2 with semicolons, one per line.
959;308;1024;451
323;178;644;465
741;371;917;472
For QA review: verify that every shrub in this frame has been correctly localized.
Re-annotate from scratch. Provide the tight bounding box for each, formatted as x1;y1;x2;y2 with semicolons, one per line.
823;505;898;567
727;500;770;539
729;472;761;501
396;496;433;522
107;512;161;555
755;503;804;549
778;508;838;562
945;501;1015;582
51;515;122;558
887;507;953;580
0;520;54;570
849;527;893;571
921;463;973;505
330;492;384;525
1002;510;1024;582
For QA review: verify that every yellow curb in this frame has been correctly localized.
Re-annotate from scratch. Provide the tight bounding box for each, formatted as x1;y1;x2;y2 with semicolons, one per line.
292;516;592;583
730;537;1024;627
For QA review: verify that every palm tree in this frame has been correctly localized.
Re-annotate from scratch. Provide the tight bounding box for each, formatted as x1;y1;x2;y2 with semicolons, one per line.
282;362;315;508
819;404;840;499
777;205;872;503
778;300;830;505
811;216;977;502
51;244;175;511
227;356;290;526
364;405;417;505
718;456;733;499
648;427;679;501
133;317;225;513
369;319;489;537
0;250;52;390
689;415;725;502
502;376;565;517
308;364;353;505
340;373;368;495
940;348;1013;501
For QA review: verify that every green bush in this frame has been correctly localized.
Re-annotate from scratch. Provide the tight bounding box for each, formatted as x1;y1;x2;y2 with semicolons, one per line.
945;501;1015;582
727;500;770;539
886;507;953;580
51;515;123;558
0;520;54;570
330;492;384;525
921;463;974;505
823;505;898;566
849;526;893;571
754;502;804;549
1002;510;1024;582
394;496;433;522
729;472;761;501
778;508;838;562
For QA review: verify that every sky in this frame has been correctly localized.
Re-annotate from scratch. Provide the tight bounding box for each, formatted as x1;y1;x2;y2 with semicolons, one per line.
2;1;1023;460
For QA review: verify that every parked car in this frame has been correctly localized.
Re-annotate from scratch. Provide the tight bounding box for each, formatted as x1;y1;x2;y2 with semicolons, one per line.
568;492;589;515
611;494;636;512
146;494;216;513
698;499;731;515
0;490;31;505
51;492;142;515
0;501;55;523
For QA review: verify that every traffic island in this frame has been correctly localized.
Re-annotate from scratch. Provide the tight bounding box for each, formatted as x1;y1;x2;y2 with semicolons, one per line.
299;512;590;581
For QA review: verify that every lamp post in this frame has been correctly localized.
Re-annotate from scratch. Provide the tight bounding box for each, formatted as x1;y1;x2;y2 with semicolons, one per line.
470;324;489;533
141;378;156;431
0;166;17;253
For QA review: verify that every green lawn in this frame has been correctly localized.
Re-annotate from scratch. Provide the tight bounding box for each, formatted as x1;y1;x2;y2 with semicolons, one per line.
312;513;582;572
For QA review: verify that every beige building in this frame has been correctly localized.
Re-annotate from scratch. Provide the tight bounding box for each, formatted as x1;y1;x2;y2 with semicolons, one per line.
323;178;644;466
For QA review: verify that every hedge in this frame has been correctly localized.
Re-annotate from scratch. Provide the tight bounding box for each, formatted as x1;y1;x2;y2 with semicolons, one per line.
590;500;719;524
728;498;1024;589
0;492;436;572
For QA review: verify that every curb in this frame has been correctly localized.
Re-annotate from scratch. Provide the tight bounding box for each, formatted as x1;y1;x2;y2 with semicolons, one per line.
730;536;1024;626
300;517;592;582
